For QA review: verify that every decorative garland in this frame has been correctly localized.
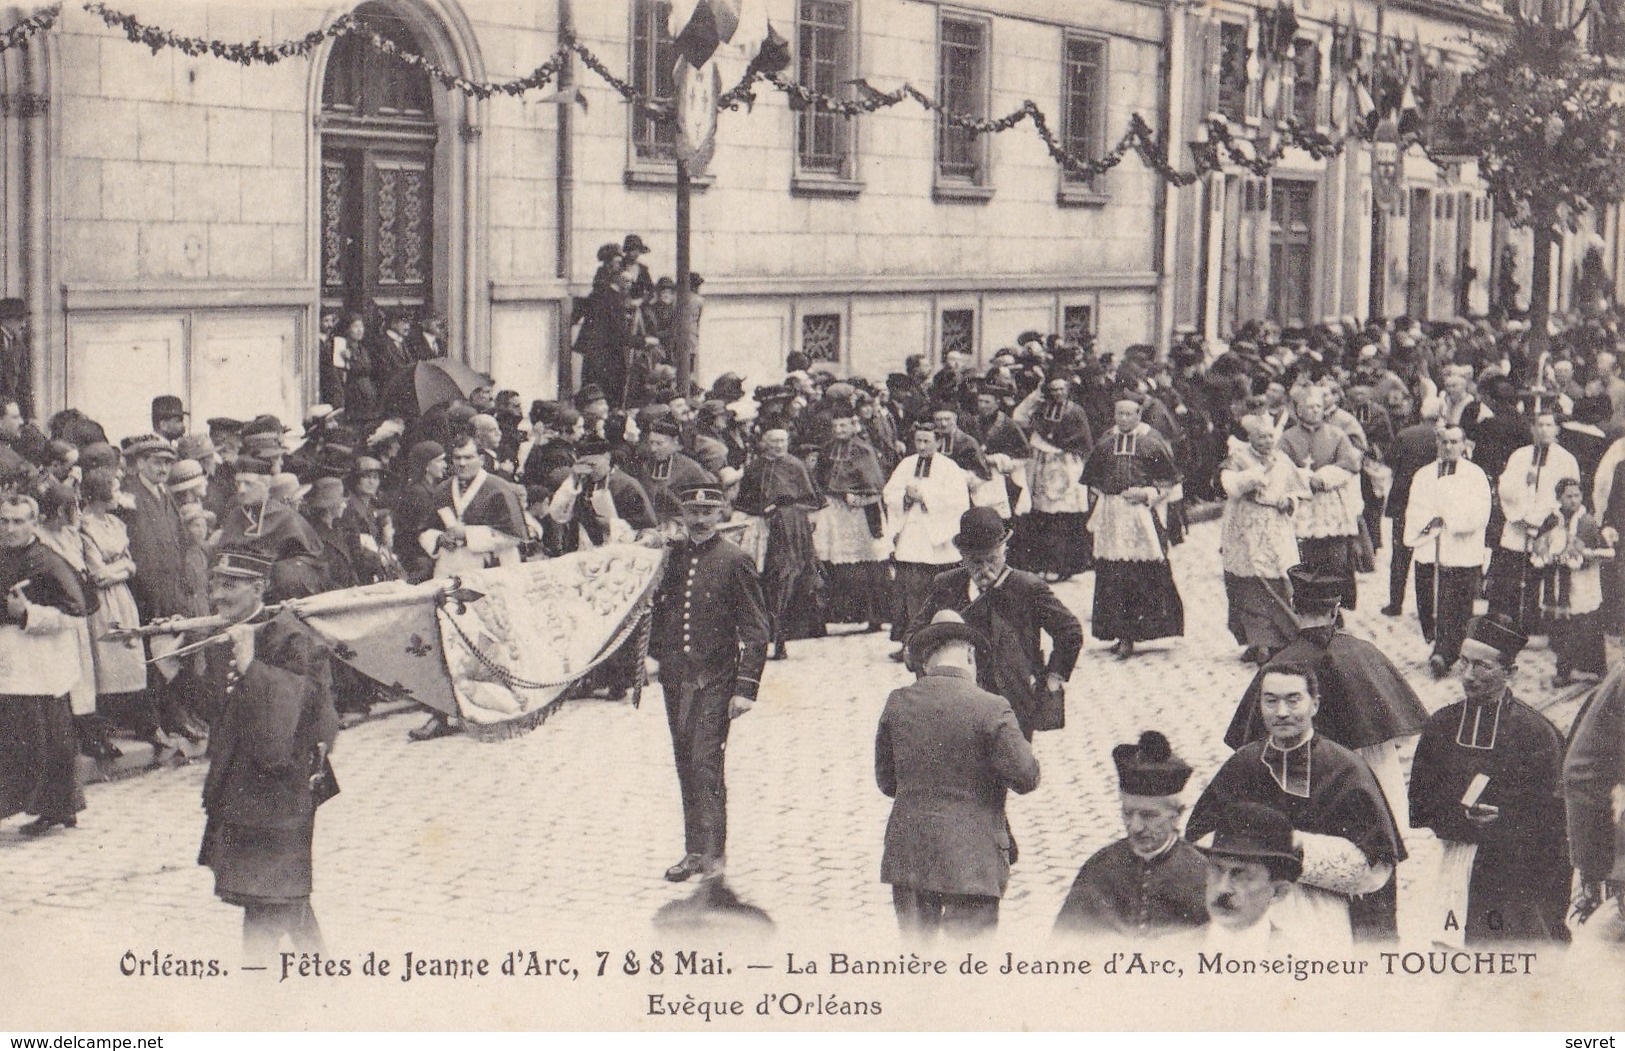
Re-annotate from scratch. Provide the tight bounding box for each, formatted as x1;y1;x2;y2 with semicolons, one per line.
45;2;1466;184
85;1;352;62
0;3;59;54
365;29;567;100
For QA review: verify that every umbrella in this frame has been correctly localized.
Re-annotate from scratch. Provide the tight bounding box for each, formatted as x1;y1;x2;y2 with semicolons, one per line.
380;359;491;417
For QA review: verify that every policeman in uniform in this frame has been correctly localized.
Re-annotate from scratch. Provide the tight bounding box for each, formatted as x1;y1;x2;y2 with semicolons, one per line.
650;484;770;883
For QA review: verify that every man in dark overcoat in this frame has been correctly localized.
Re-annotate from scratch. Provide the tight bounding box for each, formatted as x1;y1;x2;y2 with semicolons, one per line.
121;434;190;623
122;433;208;738
196;550;339;964
907;507;1081;739
649;484;770;884
877;610;1039;938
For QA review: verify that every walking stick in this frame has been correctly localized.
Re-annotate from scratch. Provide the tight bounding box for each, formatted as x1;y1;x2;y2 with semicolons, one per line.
1432;531;1443;655
1517;531;1533;633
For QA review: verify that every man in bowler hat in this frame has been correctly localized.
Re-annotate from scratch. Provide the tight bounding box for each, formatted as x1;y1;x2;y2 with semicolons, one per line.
907;506;1081;739
1199;802;1305;948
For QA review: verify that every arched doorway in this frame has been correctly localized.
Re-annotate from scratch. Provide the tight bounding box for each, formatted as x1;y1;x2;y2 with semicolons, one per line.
320;5;438;323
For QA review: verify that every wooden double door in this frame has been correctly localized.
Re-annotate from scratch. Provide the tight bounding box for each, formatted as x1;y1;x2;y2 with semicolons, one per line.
320;142;434;319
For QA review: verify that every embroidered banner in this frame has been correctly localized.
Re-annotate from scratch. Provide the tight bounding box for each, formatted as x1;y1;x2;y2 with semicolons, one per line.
437;544;665;734
289;544;665;736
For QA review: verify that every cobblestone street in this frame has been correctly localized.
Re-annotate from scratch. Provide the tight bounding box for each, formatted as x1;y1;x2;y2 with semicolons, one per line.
0;518;1608;960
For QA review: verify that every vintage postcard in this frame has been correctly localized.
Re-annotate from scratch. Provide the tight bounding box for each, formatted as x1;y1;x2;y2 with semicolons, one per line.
2;0;1624;1034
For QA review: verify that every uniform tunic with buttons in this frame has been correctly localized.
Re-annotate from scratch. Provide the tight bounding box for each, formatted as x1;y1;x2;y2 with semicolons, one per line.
650;533;770;698
649;532;770;858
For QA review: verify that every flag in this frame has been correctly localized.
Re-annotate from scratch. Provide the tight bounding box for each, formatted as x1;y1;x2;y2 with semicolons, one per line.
291;546;667;740
1398;83;1421;137
670;0;742;69
1274;1;1300;56
751;20;792;77
1355;78;1377;121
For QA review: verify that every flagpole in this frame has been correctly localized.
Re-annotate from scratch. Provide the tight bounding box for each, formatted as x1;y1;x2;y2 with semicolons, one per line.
675;158;693;394
1367;0;1387;321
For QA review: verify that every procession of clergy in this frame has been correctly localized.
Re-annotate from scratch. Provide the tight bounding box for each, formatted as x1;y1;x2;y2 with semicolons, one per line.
7;303;1625;955
852;364;1624;950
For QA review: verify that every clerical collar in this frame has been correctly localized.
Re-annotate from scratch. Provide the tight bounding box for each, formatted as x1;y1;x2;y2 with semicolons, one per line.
1113;426;1146;456
1132;834;1179;864
914;455;932;478
1043;401;1067;422
650;457;672;481
1261;730;1314;799
1456;691;1507;750
1532;445;1549;467
1438;460;1457;477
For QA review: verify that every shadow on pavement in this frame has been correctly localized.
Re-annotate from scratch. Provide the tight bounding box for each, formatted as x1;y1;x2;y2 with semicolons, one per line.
653;879;775;933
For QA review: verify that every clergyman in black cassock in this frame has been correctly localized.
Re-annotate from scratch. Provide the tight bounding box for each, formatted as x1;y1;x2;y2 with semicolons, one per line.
1409;615;1571;944
1193;662;1406;943
1226;565;1428;822
1054;731;1207;939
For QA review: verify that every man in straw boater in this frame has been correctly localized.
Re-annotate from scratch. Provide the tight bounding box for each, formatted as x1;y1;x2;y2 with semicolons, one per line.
1226;565;1428;822
1408;613;1572;945
1192;661;1406;944
1197;801;1306;950
1080;390;1184;659
195;549;339;964
1402;423;1492;679
907;506;1080;741
649;483;769;884
1053;730;1206;940
876;610;1038;938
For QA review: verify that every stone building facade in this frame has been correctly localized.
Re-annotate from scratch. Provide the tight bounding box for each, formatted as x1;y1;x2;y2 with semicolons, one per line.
1163;0;1507;341
10;0;1168;434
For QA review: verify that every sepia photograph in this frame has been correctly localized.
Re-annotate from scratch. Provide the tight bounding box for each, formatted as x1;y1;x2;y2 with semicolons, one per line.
1;0;1623;1034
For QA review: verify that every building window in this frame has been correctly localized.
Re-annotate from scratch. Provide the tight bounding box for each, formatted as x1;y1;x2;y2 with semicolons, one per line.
1269;179;1315;327
1290;38;1320;125
1061;34;1105;187
1062;304;1093;345
1217;21;1250;122
631;0;676;163
936;16;989;184
801;313;842;363
940;308;976;359
797;0;853;175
